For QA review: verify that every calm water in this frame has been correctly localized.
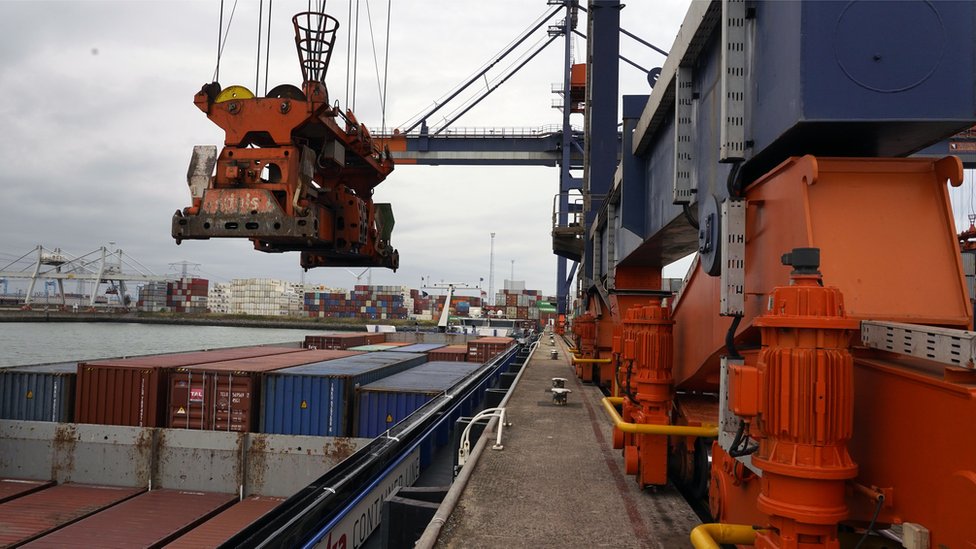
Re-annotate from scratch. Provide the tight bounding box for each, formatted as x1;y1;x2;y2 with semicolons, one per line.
0;322;313;367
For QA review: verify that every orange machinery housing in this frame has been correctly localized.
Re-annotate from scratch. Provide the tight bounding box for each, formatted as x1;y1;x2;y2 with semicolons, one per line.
572;1;976;547
172;11;398;271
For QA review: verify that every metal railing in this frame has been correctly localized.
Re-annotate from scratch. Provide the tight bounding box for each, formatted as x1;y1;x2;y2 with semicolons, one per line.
375;125;582;139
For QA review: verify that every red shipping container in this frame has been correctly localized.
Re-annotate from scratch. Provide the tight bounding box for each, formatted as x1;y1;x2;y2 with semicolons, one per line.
0;479;54;504
166;496;285;548
0;484;143;546
305;332;385;349
428;345;468;362
76;346;301;427
25;489;236;548
466;337;515;363
168;349;360;431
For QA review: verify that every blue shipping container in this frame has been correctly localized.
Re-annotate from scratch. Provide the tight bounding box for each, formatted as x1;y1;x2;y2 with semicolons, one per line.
357;361;483;438
261;352;426;437
0;362;77;422
387;343;447;354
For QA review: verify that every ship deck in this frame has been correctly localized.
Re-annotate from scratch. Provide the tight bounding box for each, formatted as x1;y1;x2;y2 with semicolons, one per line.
434;334;700;548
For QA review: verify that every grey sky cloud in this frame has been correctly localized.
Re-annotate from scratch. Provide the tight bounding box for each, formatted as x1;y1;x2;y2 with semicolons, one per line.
1;1;692;295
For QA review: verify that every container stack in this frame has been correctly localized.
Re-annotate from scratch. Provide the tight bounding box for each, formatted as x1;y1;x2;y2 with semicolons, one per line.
229;279;301;316
75;346;302;427
304;285;408;320
262;351;427;437
304;332;387;350
467;336;515;363
494;285;544;320
167;349;361;432
167;278;209;314
137;282;170;312
208;282;231;314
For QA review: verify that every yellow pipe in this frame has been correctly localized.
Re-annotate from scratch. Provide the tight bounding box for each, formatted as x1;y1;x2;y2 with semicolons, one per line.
690;523;758;549
601;397;719;437
572;356;612;364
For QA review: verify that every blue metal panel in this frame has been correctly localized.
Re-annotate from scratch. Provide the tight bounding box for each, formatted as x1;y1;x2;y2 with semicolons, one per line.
357;391;433;438
260;374;344;436
621;95;649;236
619;0;976;270
355;361;485;438
0;364;76;422
260;352;426;436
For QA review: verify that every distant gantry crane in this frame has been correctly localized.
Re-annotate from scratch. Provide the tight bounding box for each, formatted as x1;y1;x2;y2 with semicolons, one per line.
0;245;170;310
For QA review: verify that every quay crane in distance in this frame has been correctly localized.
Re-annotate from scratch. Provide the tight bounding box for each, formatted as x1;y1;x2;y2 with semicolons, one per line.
172;10;398;271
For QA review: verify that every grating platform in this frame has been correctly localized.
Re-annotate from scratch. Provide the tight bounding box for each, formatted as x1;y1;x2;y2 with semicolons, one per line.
435;336;700;548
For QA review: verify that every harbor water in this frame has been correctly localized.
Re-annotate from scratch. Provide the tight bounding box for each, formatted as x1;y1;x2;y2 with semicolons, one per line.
0;322;311;367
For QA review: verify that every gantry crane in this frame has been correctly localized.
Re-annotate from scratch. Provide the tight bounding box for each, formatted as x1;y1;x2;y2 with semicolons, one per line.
569;1;976;548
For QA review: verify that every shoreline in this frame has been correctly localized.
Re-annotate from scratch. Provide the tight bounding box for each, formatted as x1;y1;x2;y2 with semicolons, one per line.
0;310;435;331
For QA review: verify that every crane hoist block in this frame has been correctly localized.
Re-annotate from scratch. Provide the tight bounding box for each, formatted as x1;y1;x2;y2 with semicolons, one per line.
172;10;398;271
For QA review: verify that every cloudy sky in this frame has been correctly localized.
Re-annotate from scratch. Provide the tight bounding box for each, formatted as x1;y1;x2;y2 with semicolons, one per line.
0;0;697;297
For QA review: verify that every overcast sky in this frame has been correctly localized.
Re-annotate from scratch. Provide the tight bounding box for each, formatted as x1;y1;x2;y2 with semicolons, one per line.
5;1;971;298
0;0;698;296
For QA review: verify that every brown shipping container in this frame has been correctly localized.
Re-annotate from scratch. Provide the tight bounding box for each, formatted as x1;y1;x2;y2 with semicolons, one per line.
168;350;361;431
0;478;54;504
76;346;301;427
0;484;144;546
24;489;237;548
467;337;515;363
428;345;468;362
364;333;387;345
166;496;285;548
304;333;370;349
505;294;518;306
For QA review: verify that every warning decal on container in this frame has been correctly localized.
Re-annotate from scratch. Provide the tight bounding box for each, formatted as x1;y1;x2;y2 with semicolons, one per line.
385;413;393;423
300;400;308;409
176;406;186;415
26;390;33;399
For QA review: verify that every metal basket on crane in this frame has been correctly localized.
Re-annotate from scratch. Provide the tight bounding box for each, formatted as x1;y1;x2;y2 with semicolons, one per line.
292;11;339;84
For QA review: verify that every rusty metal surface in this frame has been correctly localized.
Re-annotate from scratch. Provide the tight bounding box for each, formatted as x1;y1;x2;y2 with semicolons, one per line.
0;421;153;487
0;478;53;503
166;495;285;548
244;433;364;497
0;420;368;498
23;488;237;548
0;483;143;546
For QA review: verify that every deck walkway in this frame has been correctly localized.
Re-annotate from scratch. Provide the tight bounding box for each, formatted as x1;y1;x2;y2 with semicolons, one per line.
435;335;700;548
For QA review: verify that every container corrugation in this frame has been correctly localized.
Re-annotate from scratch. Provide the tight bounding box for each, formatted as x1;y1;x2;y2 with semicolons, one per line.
356;361;483;437
387;343;447;354
77;346;302;428
427;345;468;362
304;333;370;349
347;344;403;352
466;337;515;363
167;350;360;432
166;496;285;548
0;484;144;547
261;352;426;436
26;489;237;548
0;479;54;504
0;366;75;422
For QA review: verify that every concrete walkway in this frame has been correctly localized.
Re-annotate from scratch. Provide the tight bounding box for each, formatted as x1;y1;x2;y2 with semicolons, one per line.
436;335;699;548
